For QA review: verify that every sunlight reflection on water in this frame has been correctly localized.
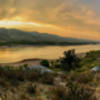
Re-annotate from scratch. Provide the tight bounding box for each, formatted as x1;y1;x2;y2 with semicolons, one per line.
0;44;100;63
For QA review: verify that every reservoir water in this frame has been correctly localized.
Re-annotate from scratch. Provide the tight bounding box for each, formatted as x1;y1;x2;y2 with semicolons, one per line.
0;44;100;63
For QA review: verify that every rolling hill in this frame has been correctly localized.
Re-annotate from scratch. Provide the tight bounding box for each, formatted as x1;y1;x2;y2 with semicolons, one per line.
0;28;97;46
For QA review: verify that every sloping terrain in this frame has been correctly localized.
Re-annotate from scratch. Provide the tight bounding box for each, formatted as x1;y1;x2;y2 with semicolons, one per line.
0;28;96;45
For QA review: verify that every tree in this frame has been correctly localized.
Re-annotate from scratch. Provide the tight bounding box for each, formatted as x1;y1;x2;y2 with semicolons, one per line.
60;49;80;71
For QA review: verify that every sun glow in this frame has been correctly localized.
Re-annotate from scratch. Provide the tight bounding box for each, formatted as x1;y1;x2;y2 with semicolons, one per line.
0;20;42;27
0;20;64;33
0;20;62;30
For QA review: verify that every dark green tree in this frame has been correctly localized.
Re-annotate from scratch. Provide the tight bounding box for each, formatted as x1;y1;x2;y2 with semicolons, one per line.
60;49;80;71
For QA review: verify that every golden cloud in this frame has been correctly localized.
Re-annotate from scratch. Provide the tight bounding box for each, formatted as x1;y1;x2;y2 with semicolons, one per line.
0;0;100;40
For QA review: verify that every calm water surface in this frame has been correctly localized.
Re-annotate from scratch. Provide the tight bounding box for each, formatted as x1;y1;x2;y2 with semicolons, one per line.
0;44;100;63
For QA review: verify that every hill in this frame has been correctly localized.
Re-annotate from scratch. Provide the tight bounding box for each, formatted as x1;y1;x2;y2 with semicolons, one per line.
0;28;97;45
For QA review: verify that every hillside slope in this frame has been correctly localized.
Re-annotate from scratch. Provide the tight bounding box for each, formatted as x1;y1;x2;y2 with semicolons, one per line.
0;28;96;45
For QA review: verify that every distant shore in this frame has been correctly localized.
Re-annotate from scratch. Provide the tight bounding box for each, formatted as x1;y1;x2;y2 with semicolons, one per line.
0;42;98;48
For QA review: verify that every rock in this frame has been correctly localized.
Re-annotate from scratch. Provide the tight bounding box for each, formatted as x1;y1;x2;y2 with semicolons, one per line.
26;65;54;74
91;66;100;72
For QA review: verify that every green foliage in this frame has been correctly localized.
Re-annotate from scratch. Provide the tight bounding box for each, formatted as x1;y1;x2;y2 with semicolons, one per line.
24;64;28;68
79;50;100;71
60;49;81;71
40;60;50;67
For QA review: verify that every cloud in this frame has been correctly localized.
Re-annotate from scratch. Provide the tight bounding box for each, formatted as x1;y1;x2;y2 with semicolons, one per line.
0;0;100;40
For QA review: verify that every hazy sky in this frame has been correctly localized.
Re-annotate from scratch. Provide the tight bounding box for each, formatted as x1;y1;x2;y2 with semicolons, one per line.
0;0;100;40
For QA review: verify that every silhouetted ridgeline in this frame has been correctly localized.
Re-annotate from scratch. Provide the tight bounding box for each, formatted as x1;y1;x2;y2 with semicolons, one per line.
0;28;98;46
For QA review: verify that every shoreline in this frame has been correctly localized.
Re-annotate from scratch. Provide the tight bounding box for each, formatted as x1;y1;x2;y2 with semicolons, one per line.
0;52;86;67
0;58;42;67
0;43;98;48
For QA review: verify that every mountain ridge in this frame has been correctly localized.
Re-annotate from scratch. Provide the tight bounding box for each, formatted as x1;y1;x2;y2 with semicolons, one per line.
0;28;98;46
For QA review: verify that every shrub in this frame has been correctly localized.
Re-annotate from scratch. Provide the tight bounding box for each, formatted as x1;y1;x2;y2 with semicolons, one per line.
25;70;41;81
60;49;81;71
0;66;41;84
52;81;96;100
68;71;94;84
40;60;50;67
0;78;11;88
27;84;37;95
50;60;61;68
40;73;55;85
52;87;67;100
66;81;96;100
24;64;28;68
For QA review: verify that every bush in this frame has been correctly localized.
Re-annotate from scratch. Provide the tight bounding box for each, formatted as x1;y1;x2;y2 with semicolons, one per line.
52;87;67;100
0;66;41;84
52;81;96;100
40;60;50;67
40;73;55;85
66;81;96;100
27;84;37;95
60;49;81;71
68;71;94;84
0;78;11;88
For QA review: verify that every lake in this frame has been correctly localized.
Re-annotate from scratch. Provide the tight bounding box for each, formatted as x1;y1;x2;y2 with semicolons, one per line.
0;44;100;63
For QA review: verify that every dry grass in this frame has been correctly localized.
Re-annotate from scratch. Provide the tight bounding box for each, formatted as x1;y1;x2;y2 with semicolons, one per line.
0;65;97;100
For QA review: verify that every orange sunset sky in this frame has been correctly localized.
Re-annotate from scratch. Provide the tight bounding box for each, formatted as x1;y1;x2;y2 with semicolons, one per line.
0;0;100;40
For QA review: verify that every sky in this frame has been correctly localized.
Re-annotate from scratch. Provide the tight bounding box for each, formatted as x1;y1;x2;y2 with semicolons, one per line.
0;0;100;40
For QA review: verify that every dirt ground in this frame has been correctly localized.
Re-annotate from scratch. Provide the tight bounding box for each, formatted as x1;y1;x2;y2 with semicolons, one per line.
0;59;41;67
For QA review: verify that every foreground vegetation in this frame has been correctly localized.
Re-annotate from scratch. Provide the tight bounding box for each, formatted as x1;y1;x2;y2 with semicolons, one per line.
41;50;100;72
0;50;100;100
0;65;97;100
